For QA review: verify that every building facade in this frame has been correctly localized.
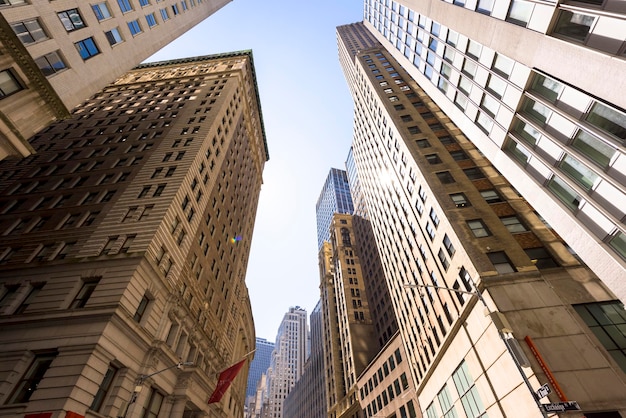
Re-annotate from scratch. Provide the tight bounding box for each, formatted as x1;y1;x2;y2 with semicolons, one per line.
283;302;327;418
0;0;230;159
246;338;275;400
359;0;626;303
0;51;268;418
265;306;309;418
338;21;626;418
316;168;355;250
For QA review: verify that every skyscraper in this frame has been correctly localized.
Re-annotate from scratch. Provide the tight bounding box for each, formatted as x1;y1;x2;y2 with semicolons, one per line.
358;0;625;303
0;0;231;159
283;302;327;418
246;338;275;400
337;21;626;418
266;306;309;418
316;168;354;250
0;51;268;418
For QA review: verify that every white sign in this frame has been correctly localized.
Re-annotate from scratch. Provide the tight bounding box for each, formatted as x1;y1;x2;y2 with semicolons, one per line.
537;384;551;400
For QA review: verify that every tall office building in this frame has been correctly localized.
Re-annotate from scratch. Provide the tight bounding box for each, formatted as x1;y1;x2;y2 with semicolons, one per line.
0;0;230;159
266;306;309;418
246;338;275;400
283;302;327;418
316;168;354;250
358;0;625;302
0;51;268;418
337;22;626;418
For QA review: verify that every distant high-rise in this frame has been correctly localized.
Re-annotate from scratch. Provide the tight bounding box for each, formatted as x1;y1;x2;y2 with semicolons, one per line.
316;168;354;250
358;0;626;303
283;302;327;418
0;0;231;159
246;338;275;400
266;306;309;418
337;21;626;418
0;51;268;418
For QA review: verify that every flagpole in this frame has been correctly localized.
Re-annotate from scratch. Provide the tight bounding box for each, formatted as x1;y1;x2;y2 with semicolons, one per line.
217;349;256;373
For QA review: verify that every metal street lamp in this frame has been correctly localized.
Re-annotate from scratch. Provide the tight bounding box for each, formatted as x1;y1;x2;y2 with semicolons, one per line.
403;281;549;418
121;361;194;418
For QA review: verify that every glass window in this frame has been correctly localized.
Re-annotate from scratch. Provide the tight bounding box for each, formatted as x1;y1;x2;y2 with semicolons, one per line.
128;19;142;36
437;385;458;418
455;92;468;110
70;279;100;308
608;232;626;261
547;176;582;210
450;193;470;207
574;301;626;373
452;361;488;417
92;3;112;21
0;70;23;98
117;0;133;13
481;93;500;117
501;215;527;233
531;74;564;102
507;0;533;27
139;0;150;5
462;59;477;78
58;9;86;32
468;219;490;237
505;140;531;164
458;76;472;95
143;388;164;418
75;37;100;60
525;247;558;269
480;189;502;203
11;18;48;44
426;154;442;164
160;8;170;20
554;10;594;42
487;251;515;273
585;102;626;141
522;98;552;124
559;154;598;191
477;0;494;14
7;351;57;404
134;294;150;322
466;40;482;59
492;54;514;78
513;119;541;145
104;27;123;45
90;364;118;411
463;167;485;180
571;129;615;168
437;171;455;184
443;234;456;256
446;30;458;46
443;46;455;63
486;75;506;99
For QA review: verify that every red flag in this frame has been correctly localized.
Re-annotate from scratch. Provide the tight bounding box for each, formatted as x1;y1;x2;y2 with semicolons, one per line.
208;358;246;404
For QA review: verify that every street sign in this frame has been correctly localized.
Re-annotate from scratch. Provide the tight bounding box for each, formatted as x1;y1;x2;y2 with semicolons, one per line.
542;401;581;412
537;384;551;400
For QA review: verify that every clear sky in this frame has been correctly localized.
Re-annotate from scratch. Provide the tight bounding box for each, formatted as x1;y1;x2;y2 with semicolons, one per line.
147;0;364;340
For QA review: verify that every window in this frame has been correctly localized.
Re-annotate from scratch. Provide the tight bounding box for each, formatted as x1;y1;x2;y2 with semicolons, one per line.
105;27;123;45
450;150;469;161
426;222;436;240
429;208;440;227
90;364;118;411
571;129;615;169
450;193;469;207
525;247;558;269
171;3;180;14
507;0;533;27
139;0;150;5
145;13;157;27
492;54;514;78
530;74;563;102
35;51;67;76
0;70;23;98
134;294;150;322
92;3;112;21
437;385;457;418
142;388;164;418
438;249;450;270
500;215;527;233
7;351;58;404
426;154;441;164
70;278;100;308
58;9;86;32
452;361;488;418
466;40;482;59
128;19;142;36
463;167;485;180
75;37;100;60
15;282;45;314
11;18;48;44
416;139;431;148
468;219;490;237
480;189;502;203
547;176;582;211
160;8;170;20
487;251;515;273
436;171;455;184
443;234;456;257
117;0;133;13
553;10;594;42
585;102;625;141
522;98;551;124
559;154;598;191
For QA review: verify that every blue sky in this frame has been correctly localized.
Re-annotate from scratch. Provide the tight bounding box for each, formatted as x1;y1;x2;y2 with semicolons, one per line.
148;0;364;340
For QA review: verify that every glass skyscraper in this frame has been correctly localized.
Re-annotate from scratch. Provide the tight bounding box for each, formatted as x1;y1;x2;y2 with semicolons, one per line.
315;168;354;250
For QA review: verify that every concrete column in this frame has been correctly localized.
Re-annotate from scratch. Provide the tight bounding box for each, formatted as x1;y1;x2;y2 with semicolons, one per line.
167;395;188;418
